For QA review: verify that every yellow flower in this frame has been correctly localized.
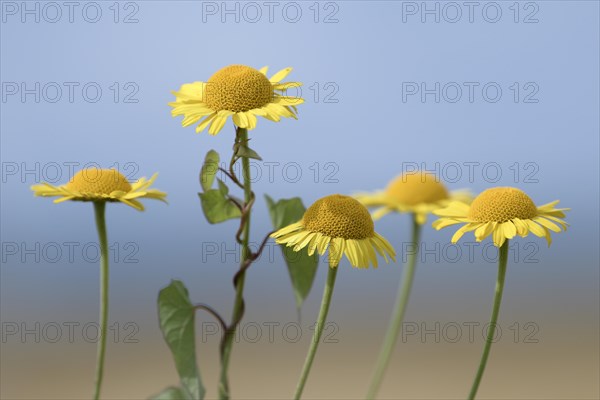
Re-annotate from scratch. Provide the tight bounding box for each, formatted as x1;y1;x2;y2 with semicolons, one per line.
169;64;303;135
271;194;396;268
432;187;568;247
31;168;167;211
355;172;472;224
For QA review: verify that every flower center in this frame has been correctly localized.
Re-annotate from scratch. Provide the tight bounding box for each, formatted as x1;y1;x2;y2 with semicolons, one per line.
385;173;449;205
67;168;132;195
204;65;273;113
468;187;538;222
303;194;374;240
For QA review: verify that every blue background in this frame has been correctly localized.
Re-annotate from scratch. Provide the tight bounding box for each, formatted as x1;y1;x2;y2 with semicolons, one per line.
1;1;598;399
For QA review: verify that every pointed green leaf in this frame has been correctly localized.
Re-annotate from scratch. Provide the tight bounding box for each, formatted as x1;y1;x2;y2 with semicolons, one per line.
265;195;319;309
158;280;205;400
217;178;229;195
152;386;192;400
235;145;262;161
200;150;220;192
199;189;241;224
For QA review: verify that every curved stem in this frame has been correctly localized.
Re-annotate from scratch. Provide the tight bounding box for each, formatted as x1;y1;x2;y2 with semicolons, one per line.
294;265;339;400
92;201;109;400
468;240;509;400
218;127;252;400
366;214;421;399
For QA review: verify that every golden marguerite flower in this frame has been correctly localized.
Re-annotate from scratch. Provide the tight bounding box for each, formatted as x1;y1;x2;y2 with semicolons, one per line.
271;194;395;268
31;168;166;211
169;64;303;135
432;187;568;247
356;172;471;224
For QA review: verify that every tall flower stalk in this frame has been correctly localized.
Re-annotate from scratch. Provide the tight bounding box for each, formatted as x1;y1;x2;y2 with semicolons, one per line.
271;194;396;399
366;214;421;399
294;264;338;399
168;64;304;399
31;168;166;399
355;171;470;398
433;187;568;398
468;240;509;399
218;127;254;399
93;201;109;400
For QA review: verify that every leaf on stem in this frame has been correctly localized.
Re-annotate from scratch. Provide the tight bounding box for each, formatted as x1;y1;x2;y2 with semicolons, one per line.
265;195;319;310
200;149;220;192
157;280;205;400
199;179;242;224
234;144;262;161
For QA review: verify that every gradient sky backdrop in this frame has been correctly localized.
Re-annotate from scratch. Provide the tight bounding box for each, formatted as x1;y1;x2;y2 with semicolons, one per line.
1;1;599;398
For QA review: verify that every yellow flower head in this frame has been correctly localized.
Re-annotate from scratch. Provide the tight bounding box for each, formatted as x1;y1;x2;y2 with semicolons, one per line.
270;194;396;269
432;187;569;247
169;64;303;135
355;172;472;224
31;168;167;211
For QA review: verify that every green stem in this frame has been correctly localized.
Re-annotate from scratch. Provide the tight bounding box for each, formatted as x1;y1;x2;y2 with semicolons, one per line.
219;128;252;400
366;214;421;399
468;240;509;400
294;265;339;400
92;201;109;400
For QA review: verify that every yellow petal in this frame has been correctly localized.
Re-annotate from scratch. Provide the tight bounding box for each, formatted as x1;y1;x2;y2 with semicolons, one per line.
273;82;302;90
328;238;344;268
474;222;496;242
536;200;560;211
246;112;258;130
542;215;568;230
450;223;477;244
365;239;378;268
196;113;217;133
492;227;506;247
271;222;303;238
501;221;517;239
512;218;529;236
269;67;292;83
307;232;322;256
119;198;145;211
53;196;76;203
543;227;552;247
433;201;470;218
432;217;466;230
249;107;268;116
533;217;561;232
172;82;205;100
344;240;359;267
274;96;304;106
294;232;317;252
415;212;428;225
208;115;228;135
232;112;249;128
371;207;392;220
525;220;546;237
317;234;331;255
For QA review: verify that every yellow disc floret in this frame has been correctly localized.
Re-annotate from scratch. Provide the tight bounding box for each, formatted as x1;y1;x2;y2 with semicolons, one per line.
204;65;273;113
67;168;132;195
303;194;374;239
385;173;449;205
468;187;538;222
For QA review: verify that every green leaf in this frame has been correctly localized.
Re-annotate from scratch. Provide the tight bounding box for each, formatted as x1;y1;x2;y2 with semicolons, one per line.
152;386;192;400
200;150;220;192
265;195;319;309
199;189;241;224
158;281;205;400
217;178;229;195
235;145;262;161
